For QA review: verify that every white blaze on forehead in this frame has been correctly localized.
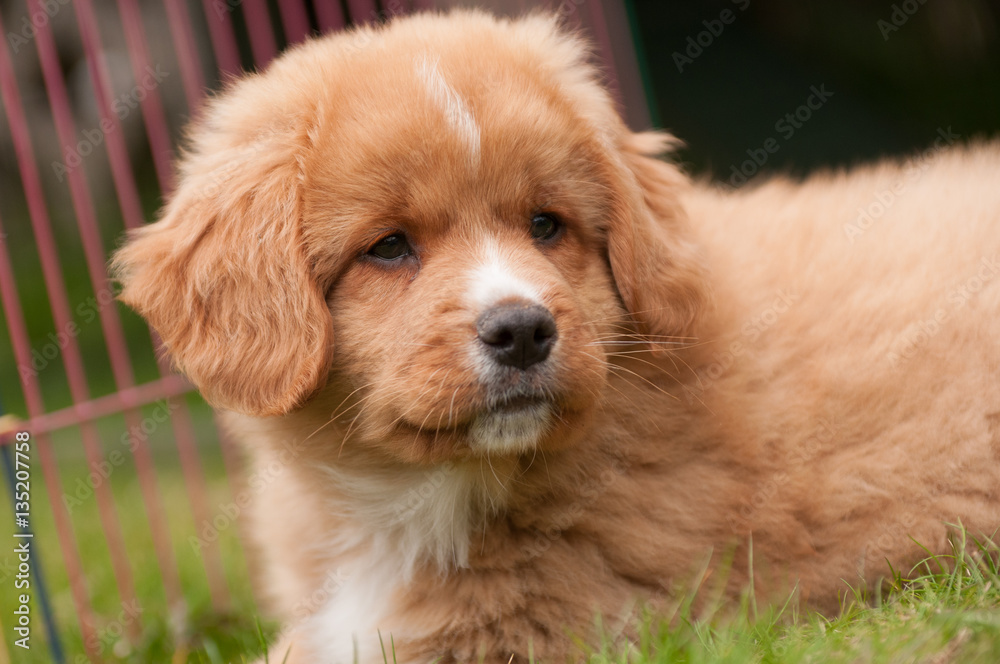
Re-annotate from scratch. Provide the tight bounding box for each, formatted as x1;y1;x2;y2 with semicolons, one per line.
467;239;542;309
416;56;481;169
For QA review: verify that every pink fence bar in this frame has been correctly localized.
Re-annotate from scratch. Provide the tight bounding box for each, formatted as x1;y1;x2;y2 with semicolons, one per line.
116;0;177;194
163;0;208;115
66;0;144;231
346;0;379;23
6;10;141;644
162;396;234;610
0;210;99;657
156;0;243;610
585;0;624;110
116;0;233;612
76;0;232;613
30;0;182;618
278;0;313;43
201;0;243;78
9;375;194;438
314;0;346;32
7;3;144;620
243;0;279;66
114;0;233;609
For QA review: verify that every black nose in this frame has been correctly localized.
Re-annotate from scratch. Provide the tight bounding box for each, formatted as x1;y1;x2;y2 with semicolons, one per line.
476;303;557;370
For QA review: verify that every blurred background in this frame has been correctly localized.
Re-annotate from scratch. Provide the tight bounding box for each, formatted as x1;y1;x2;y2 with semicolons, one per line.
0;0;997;661
630;0;1000;182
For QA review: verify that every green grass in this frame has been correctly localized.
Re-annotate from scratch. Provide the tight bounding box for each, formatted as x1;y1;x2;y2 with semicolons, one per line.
2;409;998;663
586;530;1000;664
0;395;274;663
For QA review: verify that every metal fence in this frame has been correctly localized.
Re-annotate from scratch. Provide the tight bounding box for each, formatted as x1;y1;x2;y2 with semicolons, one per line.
0;0;648;660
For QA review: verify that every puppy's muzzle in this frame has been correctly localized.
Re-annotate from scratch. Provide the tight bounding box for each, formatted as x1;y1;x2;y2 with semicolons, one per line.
476;302;557;370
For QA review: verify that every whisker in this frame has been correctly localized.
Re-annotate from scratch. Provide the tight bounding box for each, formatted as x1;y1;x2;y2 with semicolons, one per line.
447;383;460;428
322;382;376;424
485;454;506;496
607;352;680;378
607;364;680;402
339;390;383;456
540;448;552;492
395;366;449;425
587;340;693;347
588;328;699;338
479;459;499;514
414;368;456;448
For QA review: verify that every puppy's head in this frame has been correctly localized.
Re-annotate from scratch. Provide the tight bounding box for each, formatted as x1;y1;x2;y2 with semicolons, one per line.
113;11;706;462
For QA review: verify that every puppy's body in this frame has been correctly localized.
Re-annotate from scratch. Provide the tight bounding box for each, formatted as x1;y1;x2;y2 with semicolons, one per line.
112;11;1000;664
237;146;1000;663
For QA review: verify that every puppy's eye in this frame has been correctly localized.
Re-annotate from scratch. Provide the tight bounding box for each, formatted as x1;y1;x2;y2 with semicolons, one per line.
368;234;412;261
530;213;561;242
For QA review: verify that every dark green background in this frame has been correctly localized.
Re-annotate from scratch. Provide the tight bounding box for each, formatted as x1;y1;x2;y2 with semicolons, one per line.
630;0;1000;183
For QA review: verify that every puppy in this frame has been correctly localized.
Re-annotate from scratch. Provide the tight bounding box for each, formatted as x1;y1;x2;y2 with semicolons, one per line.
112;10;1000;664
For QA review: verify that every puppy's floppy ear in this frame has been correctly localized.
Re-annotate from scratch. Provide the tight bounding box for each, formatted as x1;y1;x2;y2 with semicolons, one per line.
518;16;706;346
607;131;708;348
112;122;333;417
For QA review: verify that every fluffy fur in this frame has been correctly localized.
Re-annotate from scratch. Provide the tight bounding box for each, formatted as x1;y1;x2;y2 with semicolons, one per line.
112;11;1000;664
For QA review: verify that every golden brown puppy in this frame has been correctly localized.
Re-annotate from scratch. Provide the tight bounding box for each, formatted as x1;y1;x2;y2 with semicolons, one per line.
112;10;1000;664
